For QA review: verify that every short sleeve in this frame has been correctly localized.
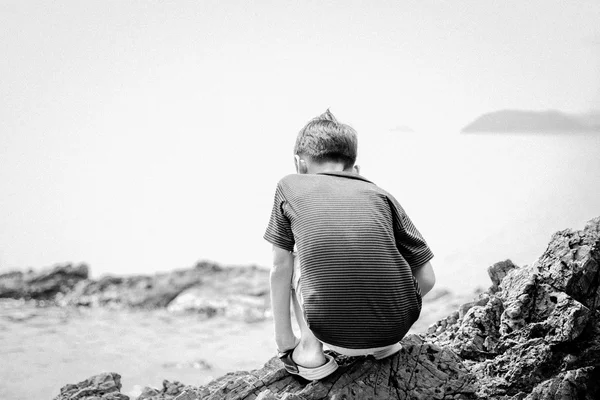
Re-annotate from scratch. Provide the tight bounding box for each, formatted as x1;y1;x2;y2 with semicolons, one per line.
388;196;434;270
263;183;295;252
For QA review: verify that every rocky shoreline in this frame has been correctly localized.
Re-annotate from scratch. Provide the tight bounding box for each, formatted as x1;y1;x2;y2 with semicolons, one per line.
4;217;600;399
0;261;272;323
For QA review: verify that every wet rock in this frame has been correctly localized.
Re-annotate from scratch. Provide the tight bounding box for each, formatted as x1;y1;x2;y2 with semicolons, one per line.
0;263;88;301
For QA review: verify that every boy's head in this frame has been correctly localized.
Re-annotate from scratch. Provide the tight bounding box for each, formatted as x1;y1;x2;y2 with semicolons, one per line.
294;109;358;173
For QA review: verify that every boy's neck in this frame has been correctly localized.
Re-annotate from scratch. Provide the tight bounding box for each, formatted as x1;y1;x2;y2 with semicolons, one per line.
295;155;358;175
307;162;350;174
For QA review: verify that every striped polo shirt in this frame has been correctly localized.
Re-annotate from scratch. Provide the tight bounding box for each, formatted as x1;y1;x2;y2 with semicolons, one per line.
264;171;434;349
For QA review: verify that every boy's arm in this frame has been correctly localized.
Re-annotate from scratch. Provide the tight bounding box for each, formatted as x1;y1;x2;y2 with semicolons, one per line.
386;194;436;296
412;261;436;297
270;245;298;351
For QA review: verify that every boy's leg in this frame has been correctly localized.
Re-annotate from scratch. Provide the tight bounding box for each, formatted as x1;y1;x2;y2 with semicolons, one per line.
290;255;327;368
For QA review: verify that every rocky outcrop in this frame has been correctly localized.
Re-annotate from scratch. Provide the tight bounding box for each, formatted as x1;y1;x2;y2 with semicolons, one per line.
51;216;600;399
0;263;89;300
58;261;271;320
53;372;128;400
425;217;600;399
58;263;207;309
1;260;271;320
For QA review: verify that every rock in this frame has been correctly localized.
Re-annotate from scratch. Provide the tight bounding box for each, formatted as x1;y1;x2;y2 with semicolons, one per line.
53;372;128;400
532;219;600;310
425;216;600;398
60;272;200;309
0;263;88;300
172;335;476;400
137;380;189;400
487;259;518;293
52;216;600;400
0;270;26;298
2;259;271;323
409;287;481;334
524;367;600;400
60;262;269;314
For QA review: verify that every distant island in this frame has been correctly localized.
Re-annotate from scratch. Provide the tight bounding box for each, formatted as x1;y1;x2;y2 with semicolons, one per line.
462;109;600;133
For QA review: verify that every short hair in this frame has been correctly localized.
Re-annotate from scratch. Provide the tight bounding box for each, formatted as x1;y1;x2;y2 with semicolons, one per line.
294;109;358;169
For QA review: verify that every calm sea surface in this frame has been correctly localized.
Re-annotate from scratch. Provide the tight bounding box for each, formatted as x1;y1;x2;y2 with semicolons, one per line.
1;131;599;399
0;301;276;399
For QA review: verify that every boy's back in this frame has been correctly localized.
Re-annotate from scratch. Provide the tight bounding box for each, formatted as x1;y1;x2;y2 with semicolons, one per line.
265;170;433;349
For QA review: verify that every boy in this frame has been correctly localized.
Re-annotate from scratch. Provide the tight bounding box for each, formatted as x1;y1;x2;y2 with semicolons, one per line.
264;110;436;380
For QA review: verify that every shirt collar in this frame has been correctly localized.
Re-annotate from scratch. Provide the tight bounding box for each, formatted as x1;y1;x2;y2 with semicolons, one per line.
316;171;374;184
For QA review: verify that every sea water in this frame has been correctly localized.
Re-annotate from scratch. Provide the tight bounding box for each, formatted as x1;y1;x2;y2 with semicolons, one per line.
0;300;276;399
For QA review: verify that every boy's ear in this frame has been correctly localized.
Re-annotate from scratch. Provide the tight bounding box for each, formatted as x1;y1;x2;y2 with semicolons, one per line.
353;164;361;174
294;155;308;174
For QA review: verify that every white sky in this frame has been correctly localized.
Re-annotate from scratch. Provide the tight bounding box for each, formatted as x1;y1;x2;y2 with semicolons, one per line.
1;0;599;276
